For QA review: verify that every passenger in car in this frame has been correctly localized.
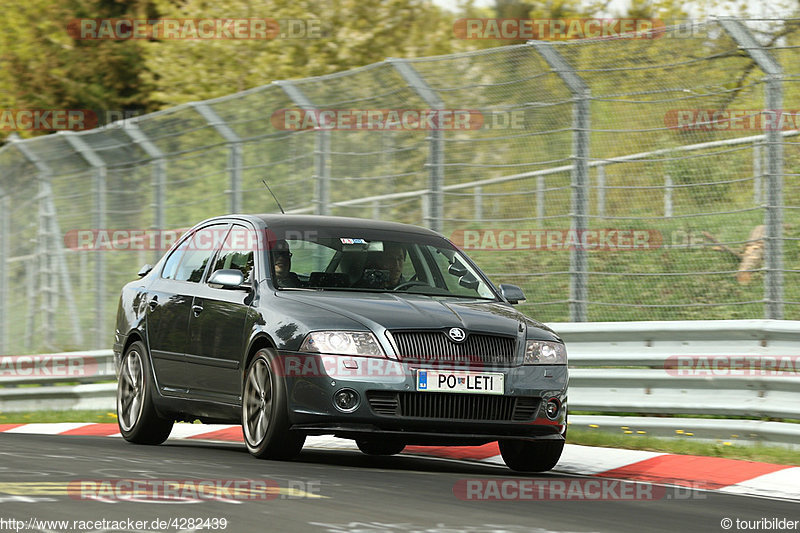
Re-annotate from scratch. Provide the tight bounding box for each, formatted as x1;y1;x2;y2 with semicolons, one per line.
356;243;407;289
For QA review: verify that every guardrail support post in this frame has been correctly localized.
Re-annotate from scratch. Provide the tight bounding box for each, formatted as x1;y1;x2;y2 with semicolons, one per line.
531;41;591;322
720;18;784;319
388;58;445;233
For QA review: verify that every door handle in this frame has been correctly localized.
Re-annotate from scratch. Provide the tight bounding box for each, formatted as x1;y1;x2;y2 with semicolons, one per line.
192;305;203;316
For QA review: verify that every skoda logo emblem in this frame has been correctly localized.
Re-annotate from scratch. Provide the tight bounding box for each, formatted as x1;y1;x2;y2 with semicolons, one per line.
448;328;466;342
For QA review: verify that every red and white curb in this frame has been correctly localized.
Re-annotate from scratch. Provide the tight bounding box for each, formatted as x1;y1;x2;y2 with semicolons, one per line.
1;423;798;502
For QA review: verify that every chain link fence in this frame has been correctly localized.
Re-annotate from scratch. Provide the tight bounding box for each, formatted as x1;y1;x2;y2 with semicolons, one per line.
1;18;799;353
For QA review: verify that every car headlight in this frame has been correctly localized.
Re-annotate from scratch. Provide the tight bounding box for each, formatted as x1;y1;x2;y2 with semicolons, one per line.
300;331;385;357
524;340;567;365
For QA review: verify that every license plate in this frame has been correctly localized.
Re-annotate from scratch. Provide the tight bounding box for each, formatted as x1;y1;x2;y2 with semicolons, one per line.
416;370;504;395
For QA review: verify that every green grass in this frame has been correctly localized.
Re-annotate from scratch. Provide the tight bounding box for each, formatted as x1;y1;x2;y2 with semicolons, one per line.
567;428;800;466
0;410;118;424
2;410;797;466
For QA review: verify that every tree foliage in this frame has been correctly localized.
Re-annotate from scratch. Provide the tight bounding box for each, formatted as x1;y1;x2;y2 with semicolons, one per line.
0;0;156;140
143;0;462;105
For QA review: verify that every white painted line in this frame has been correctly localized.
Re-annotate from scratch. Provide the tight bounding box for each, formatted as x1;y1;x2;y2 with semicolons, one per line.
555;444;666;475
720;467;800;501
4;423;93;434
166;423;232;439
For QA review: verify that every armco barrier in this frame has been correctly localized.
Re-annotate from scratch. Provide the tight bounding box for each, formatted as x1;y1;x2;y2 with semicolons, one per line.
1;320;798;447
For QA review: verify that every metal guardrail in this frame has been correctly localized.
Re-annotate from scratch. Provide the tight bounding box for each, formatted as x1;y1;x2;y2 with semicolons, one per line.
1;321;798;447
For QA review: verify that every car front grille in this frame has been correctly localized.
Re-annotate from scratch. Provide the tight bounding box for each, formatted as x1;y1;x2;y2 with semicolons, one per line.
367;391;539;422
390;331;516;366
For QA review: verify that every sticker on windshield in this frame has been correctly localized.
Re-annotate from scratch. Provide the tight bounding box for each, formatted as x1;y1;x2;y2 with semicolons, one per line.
340;238;367;244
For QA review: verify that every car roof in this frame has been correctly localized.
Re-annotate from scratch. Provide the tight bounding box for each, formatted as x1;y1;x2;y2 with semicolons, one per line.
205;213;445;238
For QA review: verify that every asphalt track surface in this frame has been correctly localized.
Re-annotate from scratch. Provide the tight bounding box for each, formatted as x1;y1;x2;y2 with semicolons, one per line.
0;433;797;533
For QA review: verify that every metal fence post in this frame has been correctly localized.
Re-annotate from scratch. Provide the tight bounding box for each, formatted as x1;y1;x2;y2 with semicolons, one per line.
190;102;243;214
40;180;83;348
474;186;483;223
125;123;167;262
537;176;545;222
664;174;673;217
753;142;762;205
531;41;590;322
421;193;431;228
388;58;445;233
276;81;330;216
9;134;59;350
64;134;107;348
0;187;7;354
37;178;56;348
596;165;605;218
719;18;784;319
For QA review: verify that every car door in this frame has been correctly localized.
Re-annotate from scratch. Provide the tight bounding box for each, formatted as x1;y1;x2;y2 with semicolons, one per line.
145;223;229;394
185;223;254;403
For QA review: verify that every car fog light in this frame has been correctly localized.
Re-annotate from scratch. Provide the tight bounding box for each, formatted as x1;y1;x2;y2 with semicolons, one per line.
544;398;560;420
333;388;360;412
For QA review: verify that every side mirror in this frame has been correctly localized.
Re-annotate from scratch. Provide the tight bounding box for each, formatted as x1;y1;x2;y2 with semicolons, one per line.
499;284;526;304
137;264;153;277
208;269;247;289
448;260;468;277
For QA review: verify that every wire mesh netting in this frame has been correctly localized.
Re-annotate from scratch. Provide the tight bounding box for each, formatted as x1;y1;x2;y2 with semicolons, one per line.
1;18;799;353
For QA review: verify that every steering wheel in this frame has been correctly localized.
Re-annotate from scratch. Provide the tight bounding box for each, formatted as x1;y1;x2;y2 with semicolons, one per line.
393;280;429;291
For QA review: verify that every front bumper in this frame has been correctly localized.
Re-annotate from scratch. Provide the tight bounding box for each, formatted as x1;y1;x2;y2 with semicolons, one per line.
280;352;568;444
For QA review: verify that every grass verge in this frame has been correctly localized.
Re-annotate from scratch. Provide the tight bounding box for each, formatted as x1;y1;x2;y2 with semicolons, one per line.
567;428;800;466
0;410;117;424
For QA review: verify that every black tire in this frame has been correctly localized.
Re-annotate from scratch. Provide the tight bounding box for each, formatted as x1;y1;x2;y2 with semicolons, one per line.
242;348;305;460
116;341;173;445
356;439;406;456
499;439;564;472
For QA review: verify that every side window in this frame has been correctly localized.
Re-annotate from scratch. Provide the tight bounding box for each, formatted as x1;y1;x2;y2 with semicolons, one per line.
212;224;255;283
174;224;229;283
289;240;336;275
161;235;190;280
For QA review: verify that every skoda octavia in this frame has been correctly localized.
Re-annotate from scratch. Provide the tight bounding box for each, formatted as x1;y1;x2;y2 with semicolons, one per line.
113;215;568;471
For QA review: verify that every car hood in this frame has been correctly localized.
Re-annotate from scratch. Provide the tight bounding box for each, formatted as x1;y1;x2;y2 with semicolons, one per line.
274;291;560;341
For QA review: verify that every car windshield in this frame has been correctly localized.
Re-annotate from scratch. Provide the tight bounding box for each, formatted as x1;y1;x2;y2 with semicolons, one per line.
266;225;497;300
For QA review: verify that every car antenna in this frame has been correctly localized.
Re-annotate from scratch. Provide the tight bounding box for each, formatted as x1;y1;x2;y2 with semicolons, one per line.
261;179;285;214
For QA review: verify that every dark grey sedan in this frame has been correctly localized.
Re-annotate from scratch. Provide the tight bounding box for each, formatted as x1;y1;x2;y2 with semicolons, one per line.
113;214;568;472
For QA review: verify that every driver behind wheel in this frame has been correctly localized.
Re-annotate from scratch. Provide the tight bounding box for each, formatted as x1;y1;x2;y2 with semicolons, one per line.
356;243;407;289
